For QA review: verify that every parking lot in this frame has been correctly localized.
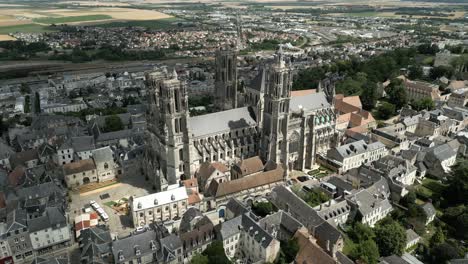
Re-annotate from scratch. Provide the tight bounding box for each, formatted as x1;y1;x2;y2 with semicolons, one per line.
69;174;154;237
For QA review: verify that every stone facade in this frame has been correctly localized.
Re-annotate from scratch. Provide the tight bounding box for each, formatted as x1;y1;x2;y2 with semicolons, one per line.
144;47;338;191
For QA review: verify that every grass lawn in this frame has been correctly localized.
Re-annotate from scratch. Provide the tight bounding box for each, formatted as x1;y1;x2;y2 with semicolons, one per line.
104;201;117;208
93;17;184;29
421;178;447;194
0;24;54;34
308;166;332;179
33;14;112;24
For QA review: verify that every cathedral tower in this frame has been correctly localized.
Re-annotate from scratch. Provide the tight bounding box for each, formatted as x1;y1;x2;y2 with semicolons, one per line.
261;47;294;165
145;69;191;191
215;46;238;110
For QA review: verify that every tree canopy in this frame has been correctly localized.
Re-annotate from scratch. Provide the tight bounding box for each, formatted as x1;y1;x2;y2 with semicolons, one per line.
104;115;124;132
374;219;406;257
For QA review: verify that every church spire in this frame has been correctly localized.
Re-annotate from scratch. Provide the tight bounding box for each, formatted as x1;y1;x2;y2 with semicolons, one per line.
172;68;178;80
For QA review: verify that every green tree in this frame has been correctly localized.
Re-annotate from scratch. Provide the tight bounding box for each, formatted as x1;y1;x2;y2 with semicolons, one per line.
277;238;300;263
374;220;406;257
350;239;380;264
386;79;408;109
429;66;454;80
202;241;230;264
401;190;417;207
375;102;396;120
360;81;378;110
104;115;124;132
408;65;423;80
191;253;209;264
443;159;468;206
252;201;274;217
430;226;446;247
431;242;460;264
411;97;435;111
348;222;375;242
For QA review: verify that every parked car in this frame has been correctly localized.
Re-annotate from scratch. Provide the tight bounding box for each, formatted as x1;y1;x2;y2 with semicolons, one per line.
297;176;309;182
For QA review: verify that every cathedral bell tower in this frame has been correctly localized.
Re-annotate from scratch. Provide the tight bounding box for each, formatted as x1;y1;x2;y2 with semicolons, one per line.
215;46;238;110
145;69;191;191
261;46;294;165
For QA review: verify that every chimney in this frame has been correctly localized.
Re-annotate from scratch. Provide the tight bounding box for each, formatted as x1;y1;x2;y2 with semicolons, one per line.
328;199;332;206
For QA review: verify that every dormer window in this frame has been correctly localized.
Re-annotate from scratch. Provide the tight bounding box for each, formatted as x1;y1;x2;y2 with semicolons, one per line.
135;246;141;256
171;194;175;201
104;163;109;169
150;240;157;250
154;199;158;205
118;251;124;261
137;202;142;209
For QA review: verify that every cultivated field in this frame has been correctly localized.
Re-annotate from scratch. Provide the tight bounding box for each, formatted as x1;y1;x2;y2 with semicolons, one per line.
0;5;173;34
0;34;15;40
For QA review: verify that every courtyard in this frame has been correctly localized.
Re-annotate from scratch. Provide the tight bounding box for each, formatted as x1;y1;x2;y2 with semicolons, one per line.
68;173;154;237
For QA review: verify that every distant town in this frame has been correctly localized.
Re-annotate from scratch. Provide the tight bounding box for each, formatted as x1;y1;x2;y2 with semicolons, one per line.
0;1;467;264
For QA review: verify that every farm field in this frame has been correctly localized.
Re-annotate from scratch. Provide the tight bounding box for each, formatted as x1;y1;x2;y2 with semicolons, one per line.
0;6;173;34
0;24;54;34
33;14;112;24
0;34;15;40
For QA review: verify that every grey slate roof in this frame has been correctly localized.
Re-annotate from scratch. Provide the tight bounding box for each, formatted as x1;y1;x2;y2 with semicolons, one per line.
218;215;242;240
332;140;385;159
92;147;114;164
289;92;330;112
71;136;95;152
268;186;324;229
28;207;66;232
112;230;158;264
258;210;303;239
188;106;257;138
422;203;436;218
226;198;249;219
241;213;274;249
406;229;420;243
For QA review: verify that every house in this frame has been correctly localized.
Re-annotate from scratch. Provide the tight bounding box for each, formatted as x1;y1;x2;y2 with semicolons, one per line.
195;161;230;192
55;139;74;165
422;202;436;225
324;140;388;172
268;186;344;258
261;210;303;240
405;229;420;250
79;226;113;264
217;212;280;263
380;253;425;264
92;146;120;182
10;150;40;169
204;162;284;210
0;140;14;170
28;207;71;253
424;143;457;177
230;156;264;179
111;229;183;264
130;186;188;227
63;159;97;188
179;209;214;260
217;215;242;260
294;227;339;264
346;189;392;227
72;136;95;161
0;209;34;263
